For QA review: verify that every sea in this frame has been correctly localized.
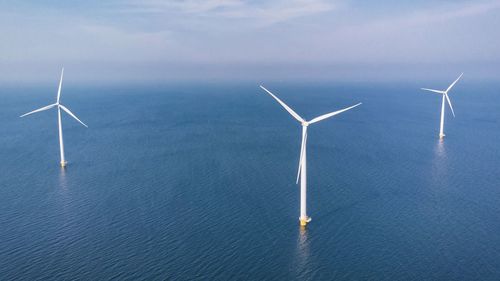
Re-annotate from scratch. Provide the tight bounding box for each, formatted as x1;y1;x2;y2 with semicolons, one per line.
0;81;499;280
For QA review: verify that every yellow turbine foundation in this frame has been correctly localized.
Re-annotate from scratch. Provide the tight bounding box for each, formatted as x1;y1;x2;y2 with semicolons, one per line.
299;217;311;226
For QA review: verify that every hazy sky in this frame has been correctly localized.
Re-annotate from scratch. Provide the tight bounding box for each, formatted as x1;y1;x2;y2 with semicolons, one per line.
1;0;499;83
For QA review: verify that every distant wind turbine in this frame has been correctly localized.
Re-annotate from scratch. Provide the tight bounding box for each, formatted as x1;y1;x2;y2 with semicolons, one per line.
260;85;361;226
421;73;463;139
20;68;88;167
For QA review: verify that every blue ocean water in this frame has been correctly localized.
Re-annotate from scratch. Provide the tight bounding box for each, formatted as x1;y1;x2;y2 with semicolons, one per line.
0;81;499;280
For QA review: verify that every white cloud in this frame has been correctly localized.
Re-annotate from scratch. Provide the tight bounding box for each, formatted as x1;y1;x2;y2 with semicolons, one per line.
122;0;336;25
354;1;500;32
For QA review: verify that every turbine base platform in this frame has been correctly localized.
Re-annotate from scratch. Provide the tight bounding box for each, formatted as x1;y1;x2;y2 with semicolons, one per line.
439;133;445;139
60;161;67;168
299;216;311;226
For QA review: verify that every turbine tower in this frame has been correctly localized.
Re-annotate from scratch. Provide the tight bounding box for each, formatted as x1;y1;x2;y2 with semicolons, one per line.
421;73;463;139
260;85;361;226
20;68;88;167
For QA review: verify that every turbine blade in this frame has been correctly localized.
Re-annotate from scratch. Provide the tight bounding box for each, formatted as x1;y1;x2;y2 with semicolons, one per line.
20;103;57;117
421;88;445;94
59;104;88;127
308;103;362;124
57;68;64;103
296;129;307;184
445;94;455;117
260;85;304;123
446;73;463;93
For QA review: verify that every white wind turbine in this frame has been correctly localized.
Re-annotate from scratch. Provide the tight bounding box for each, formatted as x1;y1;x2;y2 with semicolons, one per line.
260;85;361;226
20;68;88;167
421;73;463;139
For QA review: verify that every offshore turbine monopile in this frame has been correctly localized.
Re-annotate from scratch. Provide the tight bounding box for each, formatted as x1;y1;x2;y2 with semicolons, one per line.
421;73;463;139
260;85;361;226
20;68;88;167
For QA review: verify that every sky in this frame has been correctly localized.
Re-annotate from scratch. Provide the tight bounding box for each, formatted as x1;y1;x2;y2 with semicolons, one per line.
1;0;499;83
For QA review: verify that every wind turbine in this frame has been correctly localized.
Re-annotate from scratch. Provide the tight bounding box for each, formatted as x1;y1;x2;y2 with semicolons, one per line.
20;68;88;167
260;85;361;226
421;73;463;139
